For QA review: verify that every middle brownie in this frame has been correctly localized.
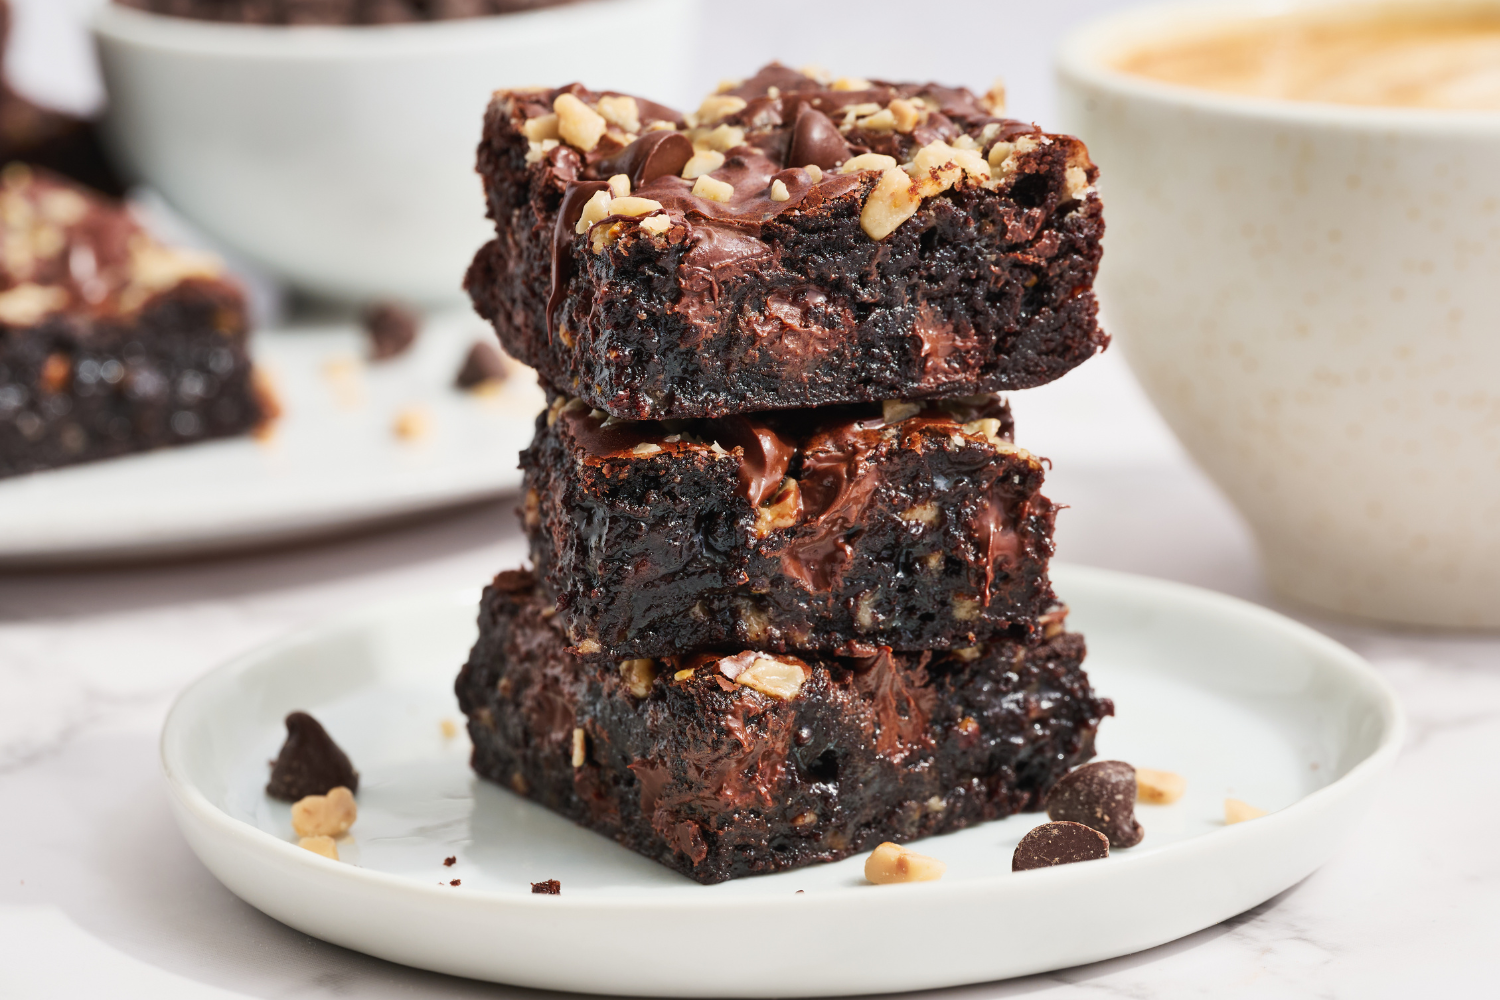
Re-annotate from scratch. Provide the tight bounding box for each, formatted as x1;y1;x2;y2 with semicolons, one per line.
524;393;1056;659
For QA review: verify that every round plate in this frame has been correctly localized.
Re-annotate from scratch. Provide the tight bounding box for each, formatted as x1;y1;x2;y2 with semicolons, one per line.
0;308;544;565
160;564;1402;997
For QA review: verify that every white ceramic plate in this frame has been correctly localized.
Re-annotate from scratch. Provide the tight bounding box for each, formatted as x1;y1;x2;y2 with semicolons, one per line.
0;307;544;565
161;564;1402;997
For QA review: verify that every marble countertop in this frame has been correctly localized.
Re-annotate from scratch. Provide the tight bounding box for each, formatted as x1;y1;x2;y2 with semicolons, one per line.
3;347;1497;999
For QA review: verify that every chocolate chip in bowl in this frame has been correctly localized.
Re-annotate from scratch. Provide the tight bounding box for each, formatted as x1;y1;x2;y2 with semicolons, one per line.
266;711;359;801
454;341;508;390
1045;759;1144;849
1012;821;1110;871
362;301;420;360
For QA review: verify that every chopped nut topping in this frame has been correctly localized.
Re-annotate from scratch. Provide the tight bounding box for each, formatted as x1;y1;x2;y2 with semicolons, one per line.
799;64;831;84
1225;798;1266;824
697;124;746;152
831;76;874;91
840;152;898;174
733;655;808;700
951;645;983;661
925;796;947;813
696;94;747;125
619;658;657;698
607;173;631;198
673;667;695;682
692;174;735;203
855;108;897;131
299;835;338;860
961;416;1005;448
987;140;1015;171
609;196;664;218
681;148;726;179
735;598;771;642
524;138;558;165
882;399;922;423
291;786;357;838
921;551;944;572
715;78;740;93
982;77;1007;115
754;478;802;537
860;166;923;240
805;164;824;183
888;98;923;132
769;179;791;202
638;213;672;236
854;589;880;631
522;113;560;142
952;596;981;621
951;134;980;152
899;502;940;526
630;441;663;455
792;810;818;827
1137;768;1186;804
574;189;613;234
553;93;606;152
1065;165;1091;199
596;95;641;134
0;283;67;326
864;842;945;884
575;637;602;654
571;727;586;768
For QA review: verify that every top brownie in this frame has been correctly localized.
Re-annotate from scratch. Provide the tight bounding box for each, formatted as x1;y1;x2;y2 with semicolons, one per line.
466;63;1107;419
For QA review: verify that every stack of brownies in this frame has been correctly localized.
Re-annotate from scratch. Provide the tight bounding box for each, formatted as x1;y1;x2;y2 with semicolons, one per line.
456;64;1113;884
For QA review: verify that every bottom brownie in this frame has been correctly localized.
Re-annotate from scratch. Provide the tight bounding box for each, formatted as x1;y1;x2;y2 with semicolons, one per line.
456;569;1112;884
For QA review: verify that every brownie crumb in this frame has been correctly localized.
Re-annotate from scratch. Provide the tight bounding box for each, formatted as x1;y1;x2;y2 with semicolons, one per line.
1044;760;1143;848
443;856;457;867
363;302;420;360
449;879;461;886
266;711;359;802
455;341;508;389
530;879;561;894
1012;821;1109;871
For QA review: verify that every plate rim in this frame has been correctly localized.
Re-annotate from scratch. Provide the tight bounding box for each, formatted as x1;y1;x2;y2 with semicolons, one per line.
159;562;1407;913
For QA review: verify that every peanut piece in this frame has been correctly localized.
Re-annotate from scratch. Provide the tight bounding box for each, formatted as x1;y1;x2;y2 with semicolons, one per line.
839;152;898;174
859;166;922;240
1225;798;1267;824
571;727;586;768
888;98;922;132
1065;165;1091;199
619;658;656;698
521;113;560;142
696;94;747;125
754;478;802;537
1136;768;1186;804
805;164;823;183
638;213;671;236
698;124;745;152
831;76;873;91
982;77;1007;115
882;399;921;423
681;149;726;179
692;175;735;203
299;836;338;860
864;842;945;884
952;596;981;621
735;656;807;700
291;786;357;838
392;405;431;441
769;179;790;202
855;108;897;131
607;173;631;198
553;93;606;152
630;441;663;455
899;502;939;526
574;188;613;234
596;95;640;134
608;196;663;218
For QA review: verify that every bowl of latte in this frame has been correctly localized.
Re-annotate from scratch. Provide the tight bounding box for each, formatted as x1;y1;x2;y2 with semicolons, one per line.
1058;1;1500;628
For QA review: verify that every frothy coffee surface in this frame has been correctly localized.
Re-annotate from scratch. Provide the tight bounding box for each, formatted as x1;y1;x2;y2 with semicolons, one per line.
1114;4;1500;109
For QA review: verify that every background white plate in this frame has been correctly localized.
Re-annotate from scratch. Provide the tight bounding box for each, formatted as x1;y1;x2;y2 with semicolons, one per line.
0;307;544;565
161;564;1402;997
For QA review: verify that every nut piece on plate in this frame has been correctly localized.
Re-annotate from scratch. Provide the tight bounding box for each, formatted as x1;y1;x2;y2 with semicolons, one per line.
455;340;508;390
298;835;338;860
1225;798;1267;824
1044;760;1144;849
291;786;358;838
393;405;432;441
531;879;562;894
363;301;420;360
1136;767;1187;804
266;711;360;801
1012;821;1109;871
864;841;946;884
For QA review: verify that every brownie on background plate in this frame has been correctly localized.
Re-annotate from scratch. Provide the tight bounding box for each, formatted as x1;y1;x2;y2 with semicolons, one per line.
0;165;267;479
456;568;1111;884
466;63;1107;419
524;393;1058;660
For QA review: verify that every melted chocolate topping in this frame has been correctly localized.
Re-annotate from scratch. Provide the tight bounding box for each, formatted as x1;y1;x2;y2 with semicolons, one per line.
547;180;609;340
596;130;694;189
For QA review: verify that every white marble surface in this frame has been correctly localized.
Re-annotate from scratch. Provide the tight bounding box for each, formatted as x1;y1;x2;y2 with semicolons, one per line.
3;1;1499;995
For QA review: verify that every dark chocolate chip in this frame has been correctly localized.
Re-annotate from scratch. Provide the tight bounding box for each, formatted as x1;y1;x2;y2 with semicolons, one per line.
786;106;849;171
596;130;693;189
1011;821;1109;871
531;879;561;894
363;301;419;360
265;711;359;801
454;340;507;388
1044;759;1144;849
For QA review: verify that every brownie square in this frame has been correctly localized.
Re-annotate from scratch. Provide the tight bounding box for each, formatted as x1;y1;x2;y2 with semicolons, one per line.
524;393;1057;660
455;569;1111;884
466;63;1107;419
0;166;266;478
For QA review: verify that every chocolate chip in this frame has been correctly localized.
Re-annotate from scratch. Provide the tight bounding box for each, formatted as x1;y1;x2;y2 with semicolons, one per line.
786;107;849;171
531;879;561;894
363;301;420;360
1044;760;1144;848
265;711;360;801
1012;821;1109;871
596;130;694;189
455;341;507;388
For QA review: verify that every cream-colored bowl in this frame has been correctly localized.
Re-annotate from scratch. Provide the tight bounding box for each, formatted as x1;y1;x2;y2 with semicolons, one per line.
92;0;698;305
1058;0;1500;628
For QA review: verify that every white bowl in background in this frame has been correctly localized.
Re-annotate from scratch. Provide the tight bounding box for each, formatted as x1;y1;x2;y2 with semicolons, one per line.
1057;0;1500;628
92;0;700;305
